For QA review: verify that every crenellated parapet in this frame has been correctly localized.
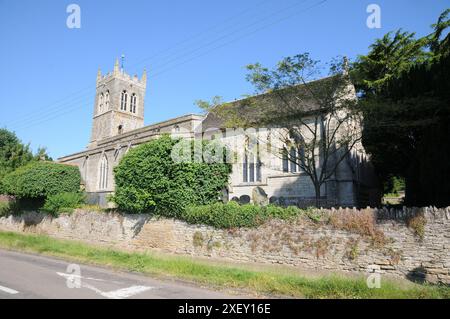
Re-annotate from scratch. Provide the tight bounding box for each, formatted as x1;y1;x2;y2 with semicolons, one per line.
96;59;147;88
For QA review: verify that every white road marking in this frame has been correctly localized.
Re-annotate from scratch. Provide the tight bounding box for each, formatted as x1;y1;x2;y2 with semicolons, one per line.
0;284;19;295
56;272;153;299
101;285;153;299
56;272;123;284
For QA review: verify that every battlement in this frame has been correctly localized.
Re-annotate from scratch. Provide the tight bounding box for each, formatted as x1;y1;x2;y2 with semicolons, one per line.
96;58;146;87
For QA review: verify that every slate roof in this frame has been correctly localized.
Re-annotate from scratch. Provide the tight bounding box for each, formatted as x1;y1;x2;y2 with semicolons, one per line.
201;75;340;131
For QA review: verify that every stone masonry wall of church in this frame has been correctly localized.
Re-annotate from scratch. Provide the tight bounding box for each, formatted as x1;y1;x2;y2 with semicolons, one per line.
1;206;448;284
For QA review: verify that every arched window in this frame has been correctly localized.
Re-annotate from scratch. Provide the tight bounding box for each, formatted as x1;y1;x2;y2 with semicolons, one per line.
130;93;137;113
282;145;305;173
120;90;128;111
99;155;109;190
118;125;123;135
243;140;262;183
256;156;262;182
289;147;297;173
249;154;255;183
174;125;180;133
105;91;110;110
298;146;305;169
98;93;104;113
243;153;248;183
282;149;289;172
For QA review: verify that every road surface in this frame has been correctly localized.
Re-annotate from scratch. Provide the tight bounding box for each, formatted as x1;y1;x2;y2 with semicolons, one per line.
0;249;245;299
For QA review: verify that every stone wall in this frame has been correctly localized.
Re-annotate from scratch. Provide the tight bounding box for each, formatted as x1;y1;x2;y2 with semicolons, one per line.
0;207;448;284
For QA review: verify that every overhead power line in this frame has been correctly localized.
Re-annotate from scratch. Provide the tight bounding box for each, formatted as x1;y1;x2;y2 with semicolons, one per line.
9;0;329;132
7;0;275;127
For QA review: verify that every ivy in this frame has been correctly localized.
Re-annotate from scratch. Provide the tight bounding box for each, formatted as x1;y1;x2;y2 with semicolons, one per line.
112;135;231;215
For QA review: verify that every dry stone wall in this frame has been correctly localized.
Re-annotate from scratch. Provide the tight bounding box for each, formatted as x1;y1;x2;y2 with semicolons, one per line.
0;206;448;284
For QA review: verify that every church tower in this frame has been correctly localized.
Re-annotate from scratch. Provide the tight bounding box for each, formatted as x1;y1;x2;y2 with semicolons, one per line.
88;58;147;148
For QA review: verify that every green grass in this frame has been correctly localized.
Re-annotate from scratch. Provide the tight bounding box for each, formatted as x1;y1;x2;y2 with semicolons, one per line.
0;231;448;299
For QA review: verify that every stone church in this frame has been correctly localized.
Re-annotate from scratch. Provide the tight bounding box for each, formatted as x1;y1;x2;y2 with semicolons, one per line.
58;60;380;208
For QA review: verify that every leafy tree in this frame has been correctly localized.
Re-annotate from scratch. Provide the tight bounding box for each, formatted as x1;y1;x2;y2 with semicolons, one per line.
352;9;450;206
428;9;450;56
351;8;449;97
0;129;53;194
113;135;231;215
351;30;429;97
198;54;362;206
34;147;52;161
0;129;34;193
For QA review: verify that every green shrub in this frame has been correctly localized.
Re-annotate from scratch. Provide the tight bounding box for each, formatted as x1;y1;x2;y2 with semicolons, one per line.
183;202;304;229
183;202;261;228
2;161;81;199
112;135;231;215
264;205;301;220
42;192;85;215
383;176;405;196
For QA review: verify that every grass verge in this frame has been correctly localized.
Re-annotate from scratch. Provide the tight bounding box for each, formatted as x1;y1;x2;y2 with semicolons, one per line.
0;231;448;299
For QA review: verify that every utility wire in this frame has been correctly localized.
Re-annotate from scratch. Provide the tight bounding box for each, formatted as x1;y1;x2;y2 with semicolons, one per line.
10;0;315;129
128;0;310;75
6;0;275;127
11;0;328;131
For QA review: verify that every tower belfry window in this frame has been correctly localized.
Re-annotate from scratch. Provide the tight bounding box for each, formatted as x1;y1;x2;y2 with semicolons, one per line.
120;90;128;111
105;91;110;110
98;93;104;113
130;93;137;113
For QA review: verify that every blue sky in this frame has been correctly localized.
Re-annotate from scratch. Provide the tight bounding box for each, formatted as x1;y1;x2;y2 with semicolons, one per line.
0;0;448;159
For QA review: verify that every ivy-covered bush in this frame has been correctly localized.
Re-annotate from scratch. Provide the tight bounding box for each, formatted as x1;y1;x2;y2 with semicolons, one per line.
2;161;81;199
42;192;85;216
112;135;231;215
182;202;303;229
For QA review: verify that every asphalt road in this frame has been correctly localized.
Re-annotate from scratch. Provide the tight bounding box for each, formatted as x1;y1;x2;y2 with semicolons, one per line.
0;249;244;299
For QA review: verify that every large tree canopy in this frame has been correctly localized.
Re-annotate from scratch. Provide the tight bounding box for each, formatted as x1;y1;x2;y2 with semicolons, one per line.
351;9;450;206
351;30;430;97
351;9;450;98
